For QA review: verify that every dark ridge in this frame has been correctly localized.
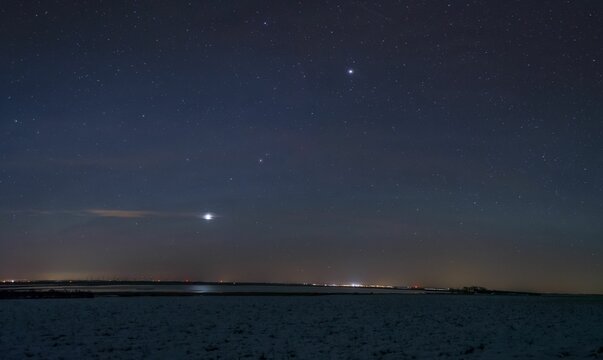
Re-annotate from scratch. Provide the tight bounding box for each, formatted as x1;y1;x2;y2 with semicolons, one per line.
0;290;94;299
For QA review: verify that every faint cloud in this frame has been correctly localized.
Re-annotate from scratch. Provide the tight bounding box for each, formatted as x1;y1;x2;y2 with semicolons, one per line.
7;209;200;219
85;209;163;218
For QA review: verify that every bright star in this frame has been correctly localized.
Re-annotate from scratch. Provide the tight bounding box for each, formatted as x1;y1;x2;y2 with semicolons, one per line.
202;213;214;221
347;68;354;75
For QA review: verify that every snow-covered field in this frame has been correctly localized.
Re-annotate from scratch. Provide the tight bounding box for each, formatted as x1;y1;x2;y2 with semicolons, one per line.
1;294;602;359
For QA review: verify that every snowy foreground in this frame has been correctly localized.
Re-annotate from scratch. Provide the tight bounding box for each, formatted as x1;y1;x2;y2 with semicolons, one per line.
1;295;602;359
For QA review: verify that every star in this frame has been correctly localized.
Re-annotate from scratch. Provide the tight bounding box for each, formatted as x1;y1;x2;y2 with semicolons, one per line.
202;213;214;221
347;68;354;75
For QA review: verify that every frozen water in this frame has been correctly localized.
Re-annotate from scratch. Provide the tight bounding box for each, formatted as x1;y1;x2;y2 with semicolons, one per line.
0;294;601;359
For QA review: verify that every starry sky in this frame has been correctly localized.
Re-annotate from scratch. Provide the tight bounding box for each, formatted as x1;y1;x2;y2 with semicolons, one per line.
1;1;602;293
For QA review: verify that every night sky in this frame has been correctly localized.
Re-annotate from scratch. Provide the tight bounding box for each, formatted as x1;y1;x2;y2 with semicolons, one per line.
1;1;602;293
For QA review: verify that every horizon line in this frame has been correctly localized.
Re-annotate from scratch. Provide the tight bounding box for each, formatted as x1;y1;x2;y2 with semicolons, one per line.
1;279;601;296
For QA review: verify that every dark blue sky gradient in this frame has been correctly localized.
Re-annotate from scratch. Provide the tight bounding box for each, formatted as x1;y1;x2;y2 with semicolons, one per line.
1;1;602;293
